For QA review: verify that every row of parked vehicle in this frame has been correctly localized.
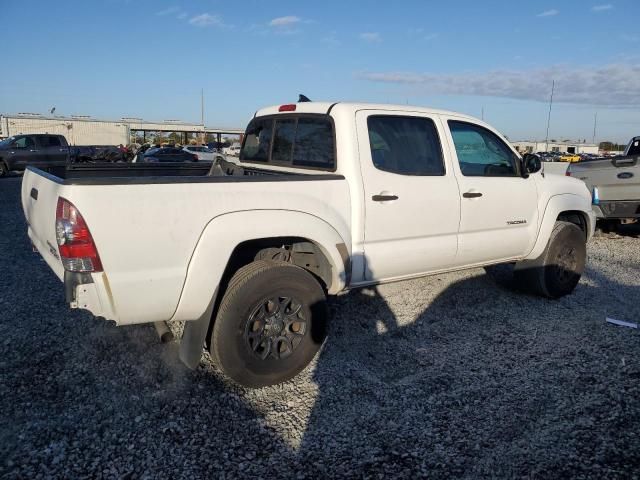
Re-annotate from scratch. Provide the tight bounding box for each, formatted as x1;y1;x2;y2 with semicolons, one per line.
0;134;237;176
537;151;605;163
131;142;241;163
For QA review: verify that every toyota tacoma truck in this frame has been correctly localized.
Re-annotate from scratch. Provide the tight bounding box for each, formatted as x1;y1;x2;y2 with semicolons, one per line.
567;136;640;229
22;101;596;388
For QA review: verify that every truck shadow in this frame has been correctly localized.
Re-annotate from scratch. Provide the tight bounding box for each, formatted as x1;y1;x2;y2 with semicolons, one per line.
294;257;640;477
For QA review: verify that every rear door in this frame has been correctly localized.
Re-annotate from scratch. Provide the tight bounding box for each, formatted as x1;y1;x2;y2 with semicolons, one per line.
41;135;68;165
443;118;539;265
356;110;460;282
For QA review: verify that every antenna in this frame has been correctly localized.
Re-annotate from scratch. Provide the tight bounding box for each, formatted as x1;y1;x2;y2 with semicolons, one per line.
481;106;484;121
544;79;555;152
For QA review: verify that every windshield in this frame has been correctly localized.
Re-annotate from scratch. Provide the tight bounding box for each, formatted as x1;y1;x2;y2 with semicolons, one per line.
0;137;16;147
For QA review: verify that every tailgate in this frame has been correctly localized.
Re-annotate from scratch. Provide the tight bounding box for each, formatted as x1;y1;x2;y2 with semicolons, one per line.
21;168;66;280
569;156;640;201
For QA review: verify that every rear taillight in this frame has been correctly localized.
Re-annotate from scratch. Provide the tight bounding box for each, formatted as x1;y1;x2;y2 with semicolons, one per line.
279;104;296;112
191;153;199;161
565;170;571;176
55;197;103;272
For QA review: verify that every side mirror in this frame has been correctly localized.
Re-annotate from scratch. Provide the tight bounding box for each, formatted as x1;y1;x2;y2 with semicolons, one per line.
522;153;542;177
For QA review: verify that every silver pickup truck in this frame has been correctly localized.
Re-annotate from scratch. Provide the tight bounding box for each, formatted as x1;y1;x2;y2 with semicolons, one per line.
567;136;640;228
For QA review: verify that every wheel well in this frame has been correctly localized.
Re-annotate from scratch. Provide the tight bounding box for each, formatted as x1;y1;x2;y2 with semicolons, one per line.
204;237;333;348
557;211;588;238
221;237;333;290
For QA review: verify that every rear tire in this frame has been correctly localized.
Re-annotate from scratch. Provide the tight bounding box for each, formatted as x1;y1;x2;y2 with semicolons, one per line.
514;221;586;298
0;162;7;177
210;260;327;388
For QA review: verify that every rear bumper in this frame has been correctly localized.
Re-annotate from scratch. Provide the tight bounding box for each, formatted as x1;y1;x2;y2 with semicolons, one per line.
593;200;640;219
64;271;119;322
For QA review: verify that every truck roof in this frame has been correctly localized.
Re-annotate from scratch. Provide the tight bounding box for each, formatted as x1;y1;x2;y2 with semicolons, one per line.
254;101;480;123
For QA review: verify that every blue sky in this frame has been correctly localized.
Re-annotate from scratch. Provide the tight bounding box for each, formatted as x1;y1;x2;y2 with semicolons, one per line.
1;0;639;143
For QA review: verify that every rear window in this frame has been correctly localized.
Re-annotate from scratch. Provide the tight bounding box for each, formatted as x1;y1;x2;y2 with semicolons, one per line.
628;139;640;156
240;115;335;170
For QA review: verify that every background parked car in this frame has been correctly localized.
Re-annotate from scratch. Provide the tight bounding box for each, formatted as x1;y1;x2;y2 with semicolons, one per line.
183;146;217;161
559;153;581;163
223;143;241;156
140;147;198;163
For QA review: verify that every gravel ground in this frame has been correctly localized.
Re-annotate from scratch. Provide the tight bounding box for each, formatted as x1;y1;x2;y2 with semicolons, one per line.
1;175;639;479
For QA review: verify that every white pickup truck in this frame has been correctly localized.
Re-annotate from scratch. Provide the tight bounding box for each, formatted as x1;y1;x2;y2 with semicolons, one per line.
22;101;596;387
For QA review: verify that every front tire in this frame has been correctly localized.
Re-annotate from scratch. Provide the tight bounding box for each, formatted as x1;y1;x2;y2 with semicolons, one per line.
210;260;327;388
515;221;586;298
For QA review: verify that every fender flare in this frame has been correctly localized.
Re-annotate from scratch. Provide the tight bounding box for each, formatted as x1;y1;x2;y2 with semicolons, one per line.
525;193;593;260
170;209;350;323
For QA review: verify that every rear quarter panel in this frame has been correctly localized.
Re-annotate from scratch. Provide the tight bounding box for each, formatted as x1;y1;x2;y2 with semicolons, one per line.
65;178;350;325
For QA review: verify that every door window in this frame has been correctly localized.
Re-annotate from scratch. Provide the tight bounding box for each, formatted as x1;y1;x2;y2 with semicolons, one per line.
448;121;519;177
12;137;35;149
45;136;62;147
366;116;445;176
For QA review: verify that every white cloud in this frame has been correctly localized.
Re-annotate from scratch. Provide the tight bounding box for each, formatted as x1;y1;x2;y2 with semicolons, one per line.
360;64;640;106
156;6;180;16
177;12;188;20
424;33;439;41
592;4;613;11
269;16;301;27
360;32;381;43
536;9;559;17
189;13;224;27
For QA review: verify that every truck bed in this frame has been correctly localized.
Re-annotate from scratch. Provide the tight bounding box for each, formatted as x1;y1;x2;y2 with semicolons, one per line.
43;159;328;184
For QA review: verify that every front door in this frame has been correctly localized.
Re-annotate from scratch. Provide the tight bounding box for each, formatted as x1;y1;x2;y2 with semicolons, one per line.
8;136;45;169
356;110;461;283
443;118;539;265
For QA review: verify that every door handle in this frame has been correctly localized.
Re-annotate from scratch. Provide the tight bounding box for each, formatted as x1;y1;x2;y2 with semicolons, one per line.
29;149;38;152
372;194;399;202
463;191;483;198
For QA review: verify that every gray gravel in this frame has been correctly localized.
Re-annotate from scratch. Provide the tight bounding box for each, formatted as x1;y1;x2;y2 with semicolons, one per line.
1;175;639;479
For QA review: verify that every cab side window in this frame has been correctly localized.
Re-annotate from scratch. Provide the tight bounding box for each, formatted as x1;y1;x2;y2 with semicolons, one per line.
448;121;519;177
46;136;62;147
12;137;35;149
367;116;445;176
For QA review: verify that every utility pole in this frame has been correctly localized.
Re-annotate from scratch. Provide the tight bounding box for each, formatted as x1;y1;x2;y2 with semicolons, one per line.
544;79;555;152
592;112;598;144
200;88;205;145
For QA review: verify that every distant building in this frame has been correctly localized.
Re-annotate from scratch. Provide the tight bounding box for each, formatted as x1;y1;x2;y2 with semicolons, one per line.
0;113;243;145
511;140;599;155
